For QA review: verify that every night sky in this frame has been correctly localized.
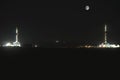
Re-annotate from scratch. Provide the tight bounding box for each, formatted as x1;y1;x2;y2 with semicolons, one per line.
0;0;120;44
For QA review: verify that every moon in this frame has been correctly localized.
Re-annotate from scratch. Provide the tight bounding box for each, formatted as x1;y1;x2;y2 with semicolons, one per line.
85;5;90;10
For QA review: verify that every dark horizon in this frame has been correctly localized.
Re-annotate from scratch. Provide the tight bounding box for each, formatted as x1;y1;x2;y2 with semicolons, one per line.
0;0;120;44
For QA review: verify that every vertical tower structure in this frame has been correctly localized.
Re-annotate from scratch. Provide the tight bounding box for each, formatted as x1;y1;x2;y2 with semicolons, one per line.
104;25;107;44
13;27;21;47
98;24;120;48
16;27;18;42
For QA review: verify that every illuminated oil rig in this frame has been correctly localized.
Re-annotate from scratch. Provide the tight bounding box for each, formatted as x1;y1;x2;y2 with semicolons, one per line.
3;27;21;47
98;25;120;48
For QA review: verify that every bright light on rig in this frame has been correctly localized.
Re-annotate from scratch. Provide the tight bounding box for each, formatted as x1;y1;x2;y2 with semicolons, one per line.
3;42;14;47
98;43;120;48
110;44;120;48
3;42;21;47
97;25;120;48
2;27;21;47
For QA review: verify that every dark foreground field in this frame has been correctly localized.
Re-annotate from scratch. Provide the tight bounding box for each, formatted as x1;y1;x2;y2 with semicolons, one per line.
0;47;120;64
0;47;120;55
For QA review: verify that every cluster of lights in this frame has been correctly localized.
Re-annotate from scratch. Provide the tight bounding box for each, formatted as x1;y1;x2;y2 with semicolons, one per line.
78;45;95;48
98;43;120;48
3;42;13;47
84;45;93;48
3;42;21;47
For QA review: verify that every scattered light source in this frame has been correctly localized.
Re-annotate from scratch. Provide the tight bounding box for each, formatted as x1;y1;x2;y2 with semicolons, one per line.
35;45;38;47
56;40;59;43
84;45;93;48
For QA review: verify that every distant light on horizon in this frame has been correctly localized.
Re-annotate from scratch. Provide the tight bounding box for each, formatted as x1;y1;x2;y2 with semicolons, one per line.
56;40;59;43
34;44;38;47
